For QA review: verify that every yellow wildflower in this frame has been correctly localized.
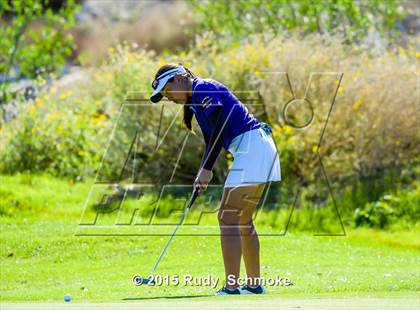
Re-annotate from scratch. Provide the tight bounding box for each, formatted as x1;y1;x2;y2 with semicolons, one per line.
158;58;166;66
283;125;293;135
106;72;113;81
92;113;107;124
398;46;406;56
57;125;65;133
273;124;282;134
47;112;59;122
35;97;44;108
288;137;296;146
352;99;363;111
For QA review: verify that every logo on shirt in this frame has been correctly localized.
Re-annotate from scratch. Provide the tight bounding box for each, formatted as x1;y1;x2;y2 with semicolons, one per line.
201;96;212;108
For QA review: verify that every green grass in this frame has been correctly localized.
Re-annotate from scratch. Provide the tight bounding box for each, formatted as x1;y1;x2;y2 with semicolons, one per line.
0;174;419;306
1;215;419;302
1;296;420;310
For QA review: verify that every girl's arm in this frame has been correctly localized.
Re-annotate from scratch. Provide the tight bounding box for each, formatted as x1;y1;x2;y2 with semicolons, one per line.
200;105;226;171
199;130;210;168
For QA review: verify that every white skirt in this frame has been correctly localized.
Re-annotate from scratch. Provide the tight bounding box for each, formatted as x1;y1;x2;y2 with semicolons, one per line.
224;127;281;188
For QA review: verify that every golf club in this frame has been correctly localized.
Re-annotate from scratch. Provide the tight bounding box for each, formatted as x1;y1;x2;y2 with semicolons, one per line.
133;186;200;286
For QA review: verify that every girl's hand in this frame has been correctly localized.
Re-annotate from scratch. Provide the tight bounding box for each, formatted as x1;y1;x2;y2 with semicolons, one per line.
194;168;213;194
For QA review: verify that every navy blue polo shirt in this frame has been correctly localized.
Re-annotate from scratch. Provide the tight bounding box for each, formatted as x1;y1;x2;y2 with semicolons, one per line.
189;77;260;150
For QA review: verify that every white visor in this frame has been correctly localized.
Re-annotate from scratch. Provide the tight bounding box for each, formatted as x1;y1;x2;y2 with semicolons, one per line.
150;66;187;103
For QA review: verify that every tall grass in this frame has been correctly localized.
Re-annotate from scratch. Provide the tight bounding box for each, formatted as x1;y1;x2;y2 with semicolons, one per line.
0;173;418;232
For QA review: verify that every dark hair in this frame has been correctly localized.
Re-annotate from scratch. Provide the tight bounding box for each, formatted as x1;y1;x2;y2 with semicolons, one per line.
154;63;196;132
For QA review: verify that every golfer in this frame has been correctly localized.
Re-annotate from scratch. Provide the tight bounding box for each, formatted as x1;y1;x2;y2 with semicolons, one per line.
150;63;281;295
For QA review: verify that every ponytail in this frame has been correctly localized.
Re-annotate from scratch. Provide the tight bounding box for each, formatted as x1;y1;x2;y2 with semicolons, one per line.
183;103;194;132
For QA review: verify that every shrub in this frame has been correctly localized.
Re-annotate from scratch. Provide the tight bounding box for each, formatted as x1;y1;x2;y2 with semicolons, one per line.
0;33;418;191
354;181;420;229
354;198;397;229
188;0;405;43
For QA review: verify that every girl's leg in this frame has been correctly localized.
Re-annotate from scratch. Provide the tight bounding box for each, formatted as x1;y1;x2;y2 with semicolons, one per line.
218;184;266;289
238;184;265;287
218;187;242;289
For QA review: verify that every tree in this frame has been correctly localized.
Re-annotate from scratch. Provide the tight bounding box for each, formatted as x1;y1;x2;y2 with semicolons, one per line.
0;0;80;108
188;0;404;43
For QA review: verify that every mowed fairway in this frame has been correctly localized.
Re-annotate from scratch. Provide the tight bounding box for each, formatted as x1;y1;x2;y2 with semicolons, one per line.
1;295;419;310
1;213;419;309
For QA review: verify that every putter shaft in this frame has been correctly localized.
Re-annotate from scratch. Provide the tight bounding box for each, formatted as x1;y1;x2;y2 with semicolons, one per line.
148;188;199;279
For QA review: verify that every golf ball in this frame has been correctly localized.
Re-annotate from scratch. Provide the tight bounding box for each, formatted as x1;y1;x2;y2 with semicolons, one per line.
64;293;72;302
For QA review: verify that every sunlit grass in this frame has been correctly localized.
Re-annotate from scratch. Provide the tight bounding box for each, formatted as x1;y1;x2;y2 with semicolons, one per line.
0;174;419;301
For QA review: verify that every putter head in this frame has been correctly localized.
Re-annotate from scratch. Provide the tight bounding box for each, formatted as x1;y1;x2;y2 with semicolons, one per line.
133;275;155;286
